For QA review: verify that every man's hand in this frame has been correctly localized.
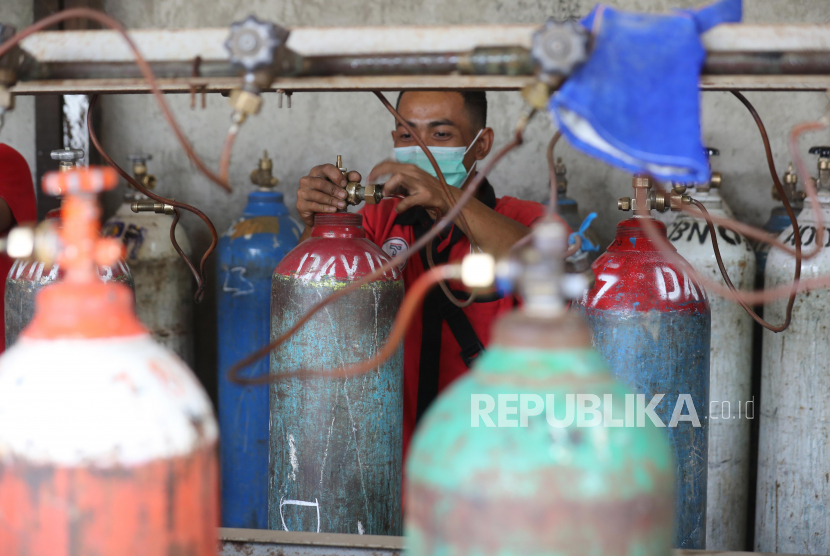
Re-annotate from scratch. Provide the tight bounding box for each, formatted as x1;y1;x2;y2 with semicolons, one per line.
368;161;457;217
296;164;362;228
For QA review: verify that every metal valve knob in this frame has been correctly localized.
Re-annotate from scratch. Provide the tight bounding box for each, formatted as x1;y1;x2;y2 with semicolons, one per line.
51;148;84;171
224;15;288;73
531;19;589;80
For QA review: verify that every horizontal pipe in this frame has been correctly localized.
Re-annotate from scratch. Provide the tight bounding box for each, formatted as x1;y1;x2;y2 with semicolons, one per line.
704;51;830;75
10;74;830;95
15;24;830;64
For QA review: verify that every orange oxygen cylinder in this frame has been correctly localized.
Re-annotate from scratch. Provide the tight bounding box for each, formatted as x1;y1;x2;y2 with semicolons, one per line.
0;167;218;555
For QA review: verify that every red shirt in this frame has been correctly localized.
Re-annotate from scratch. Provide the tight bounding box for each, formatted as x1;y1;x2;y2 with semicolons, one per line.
0;145;38;352
359;182;549;456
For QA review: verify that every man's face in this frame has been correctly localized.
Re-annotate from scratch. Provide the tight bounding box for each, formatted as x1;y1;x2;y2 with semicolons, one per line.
392;91;483;172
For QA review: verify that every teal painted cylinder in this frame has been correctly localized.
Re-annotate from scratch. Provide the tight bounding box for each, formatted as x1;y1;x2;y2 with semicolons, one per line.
406;311;675;556
269;213;404;535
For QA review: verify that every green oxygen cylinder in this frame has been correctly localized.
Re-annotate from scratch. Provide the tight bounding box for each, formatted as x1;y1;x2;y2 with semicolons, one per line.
405;220;676;556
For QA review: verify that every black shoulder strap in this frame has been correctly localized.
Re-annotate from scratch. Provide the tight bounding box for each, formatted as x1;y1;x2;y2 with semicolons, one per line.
409;207;486;424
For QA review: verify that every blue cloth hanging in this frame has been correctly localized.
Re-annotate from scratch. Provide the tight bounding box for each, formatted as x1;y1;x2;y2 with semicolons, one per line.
550;0;742;184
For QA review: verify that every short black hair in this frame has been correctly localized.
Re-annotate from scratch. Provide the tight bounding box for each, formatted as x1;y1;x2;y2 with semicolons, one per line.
395;91;487;131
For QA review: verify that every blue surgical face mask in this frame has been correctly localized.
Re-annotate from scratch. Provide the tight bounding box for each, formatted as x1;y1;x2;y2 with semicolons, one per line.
393;128;484;187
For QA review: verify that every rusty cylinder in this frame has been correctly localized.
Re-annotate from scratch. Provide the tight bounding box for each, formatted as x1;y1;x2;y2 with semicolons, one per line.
0;166;218;556
268;212;404;535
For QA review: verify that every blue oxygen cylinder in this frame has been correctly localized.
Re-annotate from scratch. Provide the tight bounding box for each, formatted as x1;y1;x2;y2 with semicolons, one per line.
217;152;302;528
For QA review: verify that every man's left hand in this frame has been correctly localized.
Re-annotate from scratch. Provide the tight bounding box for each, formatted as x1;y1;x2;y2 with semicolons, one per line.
367;161;459;217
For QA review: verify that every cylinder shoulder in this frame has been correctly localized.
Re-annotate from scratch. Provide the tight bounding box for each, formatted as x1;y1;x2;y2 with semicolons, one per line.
274;236;403;283
104;209;191;260
408;351;674;497
583;249;709;313
0;334;216;467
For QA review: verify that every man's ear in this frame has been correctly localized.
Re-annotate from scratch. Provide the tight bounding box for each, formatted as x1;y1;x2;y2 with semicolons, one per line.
474;128;495;160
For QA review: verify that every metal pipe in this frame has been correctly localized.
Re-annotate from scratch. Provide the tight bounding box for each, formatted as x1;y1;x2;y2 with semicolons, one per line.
704;51;830;74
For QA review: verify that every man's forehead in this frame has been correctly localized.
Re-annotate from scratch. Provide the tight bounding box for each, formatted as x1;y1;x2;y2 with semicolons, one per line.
397;91;470;126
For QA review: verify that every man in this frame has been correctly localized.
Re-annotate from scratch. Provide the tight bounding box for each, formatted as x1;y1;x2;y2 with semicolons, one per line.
0;144;37;352
297;90;555;454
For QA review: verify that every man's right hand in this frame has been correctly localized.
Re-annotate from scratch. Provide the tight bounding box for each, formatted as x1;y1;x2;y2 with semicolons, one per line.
297;164;362;228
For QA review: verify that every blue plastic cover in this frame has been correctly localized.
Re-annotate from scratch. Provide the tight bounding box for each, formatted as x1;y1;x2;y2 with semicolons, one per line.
550;0;742;184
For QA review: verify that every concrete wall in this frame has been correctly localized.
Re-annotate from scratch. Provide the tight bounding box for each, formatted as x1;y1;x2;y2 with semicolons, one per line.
0;0;35;184
2;0;829;398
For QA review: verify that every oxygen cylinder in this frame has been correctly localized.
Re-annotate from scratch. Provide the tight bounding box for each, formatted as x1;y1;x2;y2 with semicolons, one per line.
577;175;710;549
406;220;675;555
553;159;602;263
102;154;194;366
756;146;830;554
0;166;218;555
217;152;302;528
666;149;755;551
5;148;133;348
269;211;403;534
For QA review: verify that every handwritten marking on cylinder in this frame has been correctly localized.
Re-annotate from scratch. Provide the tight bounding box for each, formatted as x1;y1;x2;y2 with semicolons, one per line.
296;253;309;274
341;255;359;280
682;270;701;300
301;254;321;281
8;260;18;279
26;263;36;280
591;274;618;307
288;433;298;481
655;267;681;301
223;267;255;297
100;265;113;283
46;265;59;281
14;261;25;279
279;498;321;533
365;252;376;272
358;521;365;535
314;256;336;281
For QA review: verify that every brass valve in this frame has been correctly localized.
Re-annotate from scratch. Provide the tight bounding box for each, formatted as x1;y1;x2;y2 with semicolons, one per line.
128;154;157;191
336;155;382;207
773;162;805;202
250;150;279;188
618;175;690;214
809;146;830;191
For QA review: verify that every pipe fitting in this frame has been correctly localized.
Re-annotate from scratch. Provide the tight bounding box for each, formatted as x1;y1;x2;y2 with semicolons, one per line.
131;201;175;215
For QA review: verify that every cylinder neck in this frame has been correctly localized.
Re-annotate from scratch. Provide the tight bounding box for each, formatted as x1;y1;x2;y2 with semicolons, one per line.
608;218;671;253
311;213;366;239
492;310;591;350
